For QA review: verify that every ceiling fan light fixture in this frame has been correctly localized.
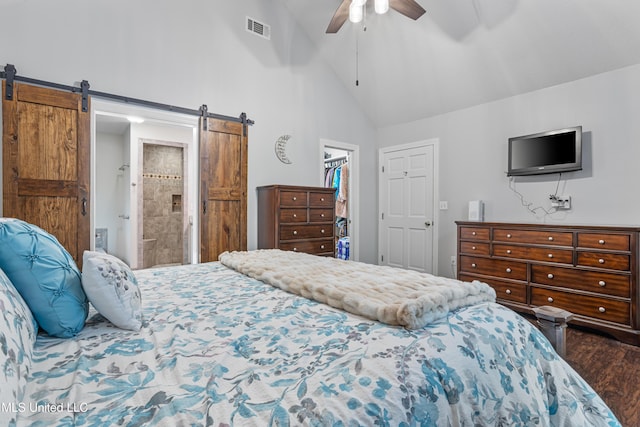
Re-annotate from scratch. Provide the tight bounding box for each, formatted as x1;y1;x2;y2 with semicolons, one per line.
374;0;389;14
349;1;364;23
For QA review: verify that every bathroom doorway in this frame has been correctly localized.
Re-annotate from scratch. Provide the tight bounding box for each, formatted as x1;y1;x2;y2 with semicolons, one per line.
139;140;190;268
93;99;199;269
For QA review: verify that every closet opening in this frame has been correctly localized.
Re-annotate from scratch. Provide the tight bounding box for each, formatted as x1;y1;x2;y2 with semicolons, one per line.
320;140;359;261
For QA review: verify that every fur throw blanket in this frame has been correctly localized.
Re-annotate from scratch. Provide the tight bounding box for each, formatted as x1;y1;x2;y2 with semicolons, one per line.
218;249;496;329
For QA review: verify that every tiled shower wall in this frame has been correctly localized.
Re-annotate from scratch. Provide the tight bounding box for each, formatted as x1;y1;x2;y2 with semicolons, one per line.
142;144;184;266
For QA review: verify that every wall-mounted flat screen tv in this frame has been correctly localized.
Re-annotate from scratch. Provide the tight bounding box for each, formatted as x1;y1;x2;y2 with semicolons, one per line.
507;126;582;176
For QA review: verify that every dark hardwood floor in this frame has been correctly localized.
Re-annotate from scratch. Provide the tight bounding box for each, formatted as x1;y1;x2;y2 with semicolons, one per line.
563;327;640;427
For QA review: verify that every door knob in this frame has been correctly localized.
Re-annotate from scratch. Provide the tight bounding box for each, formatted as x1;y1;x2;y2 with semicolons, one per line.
425;221;432;227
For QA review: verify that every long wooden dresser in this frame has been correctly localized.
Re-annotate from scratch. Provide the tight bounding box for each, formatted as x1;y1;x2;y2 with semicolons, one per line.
456;221;640;345
257;185;335;257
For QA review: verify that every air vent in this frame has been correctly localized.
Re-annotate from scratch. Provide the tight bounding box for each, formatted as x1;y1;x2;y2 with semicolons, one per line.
246;16;270;40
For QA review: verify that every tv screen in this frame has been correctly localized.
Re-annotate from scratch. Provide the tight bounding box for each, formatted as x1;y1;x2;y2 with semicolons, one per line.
507;126;582;176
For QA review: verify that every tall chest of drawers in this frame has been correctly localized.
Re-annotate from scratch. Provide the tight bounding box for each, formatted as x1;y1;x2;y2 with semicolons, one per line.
258;185;335;257
456;221;640;346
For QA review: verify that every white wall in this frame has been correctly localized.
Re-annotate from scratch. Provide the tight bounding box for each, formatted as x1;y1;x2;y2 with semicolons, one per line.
379;64;640;277
0;0;379;263
95;132;127;260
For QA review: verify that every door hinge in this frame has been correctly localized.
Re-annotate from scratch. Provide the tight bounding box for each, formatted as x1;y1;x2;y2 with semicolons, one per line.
381;165;385;173
381;212;384;220
381;254;384;262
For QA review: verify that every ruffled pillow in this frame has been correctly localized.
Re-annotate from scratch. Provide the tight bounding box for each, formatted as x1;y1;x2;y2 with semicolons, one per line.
0;218;88;338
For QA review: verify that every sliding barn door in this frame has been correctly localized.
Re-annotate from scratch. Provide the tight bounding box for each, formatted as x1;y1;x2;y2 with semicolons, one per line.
2;82;90;266
199;117;247;262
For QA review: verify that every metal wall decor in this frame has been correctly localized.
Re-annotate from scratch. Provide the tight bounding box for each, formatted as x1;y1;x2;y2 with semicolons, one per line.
275;134;292;164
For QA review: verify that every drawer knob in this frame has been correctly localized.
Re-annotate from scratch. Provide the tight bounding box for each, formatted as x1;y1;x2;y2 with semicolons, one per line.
293;214;297;218
321;213;325;217
293;247;298;251
506;268;512;273
598;307;606;313
599;280;606;287
320;245;325;249
548;236;554;241
599;239;605;245
471;263;477;268
472;231;477;236
547;253;553;258
321;197;325;201
506;234;512;238
472;246;477;250
506;249;512;254
293;230;298;235
505;289;512;295
598;258;605;264
547;273;554;279
293;197;297;201
321;229;326;234
547;297;554;303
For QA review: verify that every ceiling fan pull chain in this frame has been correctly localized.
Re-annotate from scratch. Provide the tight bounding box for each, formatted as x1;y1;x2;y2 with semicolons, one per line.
355;30;359;86
355;19;366;87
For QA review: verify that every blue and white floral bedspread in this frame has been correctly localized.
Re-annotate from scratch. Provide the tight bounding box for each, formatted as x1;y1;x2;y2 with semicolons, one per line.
17;262;620;426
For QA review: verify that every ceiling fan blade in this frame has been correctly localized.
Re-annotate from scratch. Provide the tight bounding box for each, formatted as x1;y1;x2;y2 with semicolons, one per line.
389;0;426;20
326;0;350;33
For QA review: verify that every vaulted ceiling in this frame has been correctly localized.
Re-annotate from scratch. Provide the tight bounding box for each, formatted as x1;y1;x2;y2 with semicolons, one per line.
280;0;640;128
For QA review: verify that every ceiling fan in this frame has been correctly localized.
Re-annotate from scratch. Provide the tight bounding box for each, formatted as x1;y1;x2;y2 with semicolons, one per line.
326;0;426;33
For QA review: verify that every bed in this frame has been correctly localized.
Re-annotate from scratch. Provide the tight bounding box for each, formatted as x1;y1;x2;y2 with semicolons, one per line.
0;221;621;426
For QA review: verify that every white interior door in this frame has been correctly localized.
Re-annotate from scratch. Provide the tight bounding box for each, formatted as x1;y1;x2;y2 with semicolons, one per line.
379;140;438;273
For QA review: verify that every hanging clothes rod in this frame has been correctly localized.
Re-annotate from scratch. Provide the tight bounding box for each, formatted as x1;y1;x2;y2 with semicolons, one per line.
0;63;254;126
324;155;348;163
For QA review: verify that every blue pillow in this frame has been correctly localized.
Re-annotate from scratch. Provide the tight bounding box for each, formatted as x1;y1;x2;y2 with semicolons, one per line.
0;218;88;338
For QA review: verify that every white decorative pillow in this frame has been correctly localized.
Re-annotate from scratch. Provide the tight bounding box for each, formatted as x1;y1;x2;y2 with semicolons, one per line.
0;267;37;418
81;251;142;331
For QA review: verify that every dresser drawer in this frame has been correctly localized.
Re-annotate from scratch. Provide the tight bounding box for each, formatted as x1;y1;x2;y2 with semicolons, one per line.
460;226;490;241
493;244;573;264
460;241;490;255
309;208;333;222
531;287;630;325
459;255;527;281
577;251;630;271
493;229;573;246
531;265;630;298
578;232;630;251
279;239;333;254
460;273;527;304
279;209;307;223
280;191;307;207
280;224;332;240
309;192;334;207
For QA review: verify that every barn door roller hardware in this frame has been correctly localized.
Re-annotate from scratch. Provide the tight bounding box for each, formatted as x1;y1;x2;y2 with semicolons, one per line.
1;63;254;125
80;80;90;112
3;64;16;100
200;104;209;131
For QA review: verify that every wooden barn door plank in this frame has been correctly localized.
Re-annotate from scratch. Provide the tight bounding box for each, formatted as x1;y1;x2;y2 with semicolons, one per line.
2;81;90;266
